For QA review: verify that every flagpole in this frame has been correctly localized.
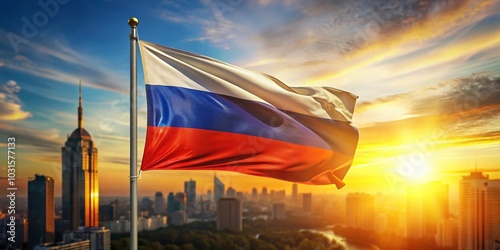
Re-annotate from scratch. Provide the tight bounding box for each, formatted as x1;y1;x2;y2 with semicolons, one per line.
128;17;139;250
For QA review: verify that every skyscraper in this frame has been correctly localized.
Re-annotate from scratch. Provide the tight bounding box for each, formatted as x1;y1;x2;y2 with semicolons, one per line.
214;174;225;204
154;192;165;214
261;187;268;201
166;192;176;214
28;175;55;248
346;192;375;231
226;187;236;197
302;193;312;213
184;179;197;215
251;188;258;200
217;198;242;231
406;181;449;240
459;172;500;250
292;183;298;200
62;82;99;231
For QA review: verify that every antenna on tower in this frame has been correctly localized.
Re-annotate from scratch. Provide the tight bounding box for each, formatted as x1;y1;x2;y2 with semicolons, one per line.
78;80;83;129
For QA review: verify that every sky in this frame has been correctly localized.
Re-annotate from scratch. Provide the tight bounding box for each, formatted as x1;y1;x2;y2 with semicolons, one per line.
0;0;499;199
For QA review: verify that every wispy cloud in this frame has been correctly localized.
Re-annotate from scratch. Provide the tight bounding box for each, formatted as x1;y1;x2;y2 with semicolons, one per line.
0;80;32;121
157;3;244;49
0;29;128;94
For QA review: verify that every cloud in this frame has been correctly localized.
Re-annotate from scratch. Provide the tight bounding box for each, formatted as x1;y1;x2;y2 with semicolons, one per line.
0;80;32;121
358;72;500;118
0;123;61;150
157;3;244;49
353;72;500;168
0;29;128;94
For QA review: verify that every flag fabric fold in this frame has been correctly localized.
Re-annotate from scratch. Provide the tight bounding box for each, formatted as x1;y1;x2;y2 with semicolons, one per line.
139;40;359;189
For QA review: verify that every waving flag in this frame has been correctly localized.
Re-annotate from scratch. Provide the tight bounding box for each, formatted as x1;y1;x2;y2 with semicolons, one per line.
139;40;359;188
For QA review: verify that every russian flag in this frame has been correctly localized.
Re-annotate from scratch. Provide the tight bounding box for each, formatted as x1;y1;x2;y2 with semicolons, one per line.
139;40;359;188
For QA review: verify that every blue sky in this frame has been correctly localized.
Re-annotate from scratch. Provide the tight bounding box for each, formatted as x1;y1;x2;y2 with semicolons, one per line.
1;0;500;197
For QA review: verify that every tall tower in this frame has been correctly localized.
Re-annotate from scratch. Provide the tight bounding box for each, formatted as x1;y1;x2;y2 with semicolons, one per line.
154;192;165;214
406;181;449;240
28;175;55;248
459;172;500;250
62;81;99;231
184;179;197;216
214;174;225;204
292;183;298;200
346;192;375;231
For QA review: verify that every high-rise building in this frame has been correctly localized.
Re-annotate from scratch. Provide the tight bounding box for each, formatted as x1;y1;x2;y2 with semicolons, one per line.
28;175;55;248
226;187;236;197
292;183;298;200
275;190;286;201
302;193;312;213
214;174;225;204
406;181;449;240
166;192;176;214
168;193;187;226
62;82;99;231
437;218;458;249
217;198;242;231
207;190;212;202
184;179;197;215
261;187;268;201
346;193;375;231
272;203;286;220
154;192;165;214
459;172;500;250
99;203;116;222
251;188;258;200
141;197;154;215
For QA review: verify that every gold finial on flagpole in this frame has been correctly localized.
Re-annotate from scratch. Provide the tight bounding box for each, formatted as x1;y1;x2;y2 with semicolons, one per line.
128;17;139;27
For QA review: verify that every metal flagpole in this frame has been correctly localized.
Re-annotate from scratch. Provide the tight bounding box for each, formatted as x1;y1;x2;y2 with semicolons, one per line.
128;17;139;250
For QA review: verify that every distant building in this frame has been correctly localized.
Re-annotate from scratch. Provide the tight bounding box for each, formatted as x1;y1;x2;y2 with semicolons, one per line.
272;203;286;220
346;193;375;231
406;181;449;240
261;187;268;201
65;226;110;250
275;190;286;201
154;192;165;214
169;211;187;226
251;188;258;200
166;192;176;214
207;190;212;202
99;203;116;222
217;198;242;231
167;192;187;226
302;193;312;214
269;190;275;201
34;240;90;250
28;175;55;248
226;187;236;197
292;183;298;200
437;218;458;248
62;83;99;231
184;179;197;216
236;191;244;201
141;197;154;215
214;175;225;205
459;172;500;250
375;213;388;233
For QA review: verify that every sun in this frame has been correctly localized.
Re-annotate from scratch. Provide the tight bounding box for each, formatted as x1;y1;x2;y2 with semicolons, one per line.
397;156;433;183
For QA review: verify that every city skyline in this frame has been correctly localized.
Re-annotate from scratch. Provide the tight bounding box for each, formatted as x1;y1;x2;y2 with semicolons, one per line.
0;1;499;198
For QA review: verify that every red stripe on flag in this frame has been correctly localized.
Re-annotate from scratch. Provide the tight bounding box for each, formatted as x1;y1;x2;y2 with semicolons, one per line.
141;126;350;187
